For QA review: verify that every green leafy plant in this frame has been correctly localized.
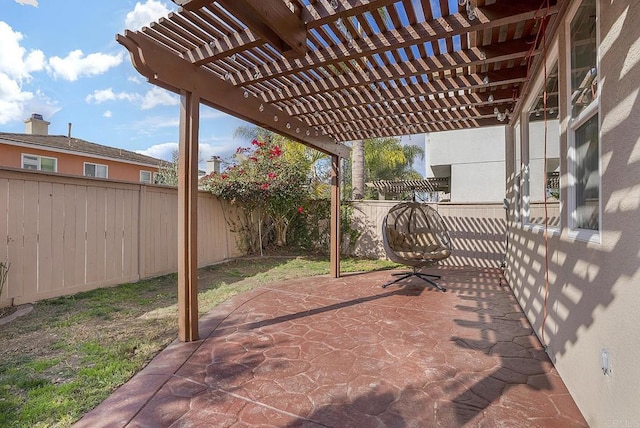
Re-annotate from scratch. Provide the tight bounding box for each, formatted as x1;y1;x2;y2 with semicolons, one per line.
202;138;308;252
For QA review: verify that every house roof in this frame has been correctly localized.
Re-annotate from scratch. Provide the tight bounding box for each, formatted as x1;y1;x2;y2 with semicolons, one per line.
0;132;164;167
116;0;564;158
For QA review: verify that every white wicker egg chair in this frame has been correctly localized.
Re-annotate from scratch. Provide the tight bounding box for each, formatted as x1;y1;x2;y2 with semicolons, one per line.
382;201;451;291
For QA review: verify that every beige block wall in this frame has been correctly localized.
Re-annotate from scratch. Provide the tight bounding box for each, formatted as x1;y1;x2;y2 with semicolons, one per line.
348;200;507;268
0;168;242;306
504;1;640;425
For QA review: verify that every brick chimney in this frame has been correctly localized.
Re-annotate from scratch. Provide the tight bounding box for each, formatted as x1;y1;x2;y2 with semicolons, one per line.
205;156;222;174
24;114;50;135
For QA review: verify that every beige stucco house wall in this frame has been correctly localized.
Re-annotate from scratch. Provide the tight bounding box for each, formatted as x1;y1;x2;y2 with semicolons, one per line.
427;126;506;202
504;1;640;425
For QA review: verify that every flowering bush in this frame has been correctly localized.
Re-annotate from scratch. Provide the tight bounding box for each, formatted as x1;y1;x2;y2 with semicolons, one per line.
202;138;308;253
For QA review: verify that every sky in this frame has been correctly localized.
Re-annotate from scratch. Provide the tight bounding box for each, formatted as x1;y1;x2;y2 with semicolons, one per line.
1;0;425;174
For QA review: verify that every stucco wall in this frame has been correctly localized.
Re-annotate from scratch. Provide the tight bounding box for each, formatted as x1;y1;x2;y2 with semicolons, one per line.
504;1;640;425
451;162;505;203
427;125;506;202
348;200;506;268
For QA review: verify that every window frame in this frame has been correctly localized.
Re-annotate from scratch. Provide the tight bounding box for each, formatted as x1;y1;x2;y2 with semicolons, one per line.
21;153;58;172
565;0;601;243
513;120;522;224
140;170;152;184
521;42;561;233
83;162;109;179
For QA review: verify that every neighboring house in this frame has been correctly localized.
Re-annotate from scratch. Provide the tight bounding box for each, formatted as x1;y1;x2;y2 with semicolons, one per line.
0;114;162;183
425;122;560;205
424;125;508;203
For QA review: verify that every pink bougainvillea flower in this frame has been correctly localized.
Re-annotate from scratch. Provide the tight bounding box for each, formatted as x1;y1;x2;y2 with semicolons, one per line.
249;156;258;162
297;206;304;214
269;146;282;157
221;173;228;179
267;172;277;180
261;183;269;190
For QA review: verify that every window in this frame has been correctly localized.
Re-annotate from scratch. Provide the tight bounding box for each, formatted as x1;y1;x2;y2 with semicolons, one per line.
140;170;152;183
525;57;561;227
84;162;108;178
21;154;57;172
567;0;599;234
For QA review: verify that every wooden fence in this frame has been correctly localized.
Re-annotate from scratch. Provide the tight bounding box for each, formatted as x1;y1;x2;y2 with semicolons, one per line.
348;200;507;268
0;168;241;306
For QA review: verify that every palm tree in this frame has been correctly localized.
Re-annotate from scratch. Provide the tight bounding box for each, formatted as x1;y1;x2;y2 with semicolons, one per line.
347;137;424;199
351;140;365;199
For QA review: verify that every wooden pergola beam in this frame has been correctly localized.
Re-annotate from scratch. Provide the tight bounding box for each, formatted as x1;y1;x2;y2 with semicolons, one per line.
333;117;503;140
177;0;307;58
229;1;557;87
177;90;200;342
255;39;532;103
290;88;517;121
116;31;350;158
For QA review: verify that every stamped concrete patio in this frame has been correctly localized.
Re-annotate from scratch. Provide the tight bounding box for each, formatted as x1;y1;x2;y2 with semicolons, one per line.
75;266;586;427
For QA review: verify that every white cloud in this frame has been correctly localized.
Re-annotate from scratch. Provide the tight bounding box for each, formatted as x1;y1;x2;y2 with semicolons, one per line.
136;142;177;161
198;142;236;164
14;0;38;6
123;115;179;135
103;110;112;118
136;142;234;168
85;88;139;104
0;21;48;124
0;21;45;80
86;86;177;111
128;75;142;84
141;86;178;109
0;73;33;124
48;50;123;81
125;0;173;31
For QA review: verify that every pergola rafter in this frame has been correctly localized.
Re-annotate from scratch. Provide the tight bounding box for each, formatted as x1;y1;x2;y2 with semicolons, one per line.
118;0;562;341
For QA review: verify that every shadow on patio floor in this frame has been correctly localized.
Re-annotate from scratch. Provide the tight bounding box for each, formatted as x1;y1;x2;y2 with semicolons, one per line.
74;266;586;427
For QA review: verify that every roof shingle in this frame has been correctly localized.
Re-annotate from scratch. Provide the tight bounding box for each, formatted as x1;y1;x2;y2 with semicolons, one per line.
0;132;163;166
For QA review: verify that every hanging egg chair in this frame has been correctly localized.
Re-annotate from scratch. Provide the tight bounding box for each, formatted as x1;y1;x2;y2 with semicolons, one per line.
382;201;452;291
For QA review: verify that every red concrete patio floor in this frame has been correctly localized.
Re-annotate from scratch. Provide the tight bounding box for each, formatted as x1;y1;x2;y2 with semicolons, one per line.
75;266;587;427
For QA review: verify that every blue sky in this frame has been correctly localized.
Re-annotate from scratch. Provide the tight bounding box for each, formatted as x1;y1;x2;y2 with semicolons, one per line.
1;0;425;174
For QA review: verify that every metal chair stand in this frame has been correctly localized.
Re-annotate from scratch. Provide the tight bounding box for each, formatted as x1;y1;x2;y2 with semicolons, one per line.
382;267;446;292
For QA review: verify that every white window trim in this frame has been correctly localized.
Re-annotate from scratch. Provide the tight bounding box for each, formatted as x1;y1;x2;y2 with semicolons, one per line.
513;120;522;224
140;170;152;183
521;41;561;233
565;0;601;244
83;162;109;178
21;153;58;172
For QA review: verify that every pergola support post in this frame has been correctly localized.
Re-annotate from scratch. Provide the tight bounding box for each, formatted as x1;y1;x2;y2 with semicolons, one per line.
178;90;200;342
330;154;341;278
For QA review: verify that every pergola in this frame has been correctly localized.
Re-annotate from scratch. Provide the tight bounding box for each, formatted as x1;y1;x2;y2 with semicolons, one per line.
117;0;562;341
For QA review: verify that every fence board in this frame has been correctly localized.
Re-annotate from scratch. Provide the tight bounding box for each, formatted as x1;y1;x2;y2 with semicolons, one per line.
7;179;25;300
37;182;53;293
0;178;9;301
50;183;65;291
22;180;38;297
0;169;240;306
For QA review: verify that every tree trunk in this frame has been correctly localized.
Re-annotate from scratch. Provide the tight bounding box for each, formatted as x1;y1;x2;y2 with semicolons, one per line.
352;139;365;199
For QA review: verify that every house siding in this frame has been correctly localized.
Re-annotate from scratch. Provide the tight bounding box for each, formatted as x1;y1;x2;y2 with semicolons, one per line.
504;1;640;425
0;143;158;182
